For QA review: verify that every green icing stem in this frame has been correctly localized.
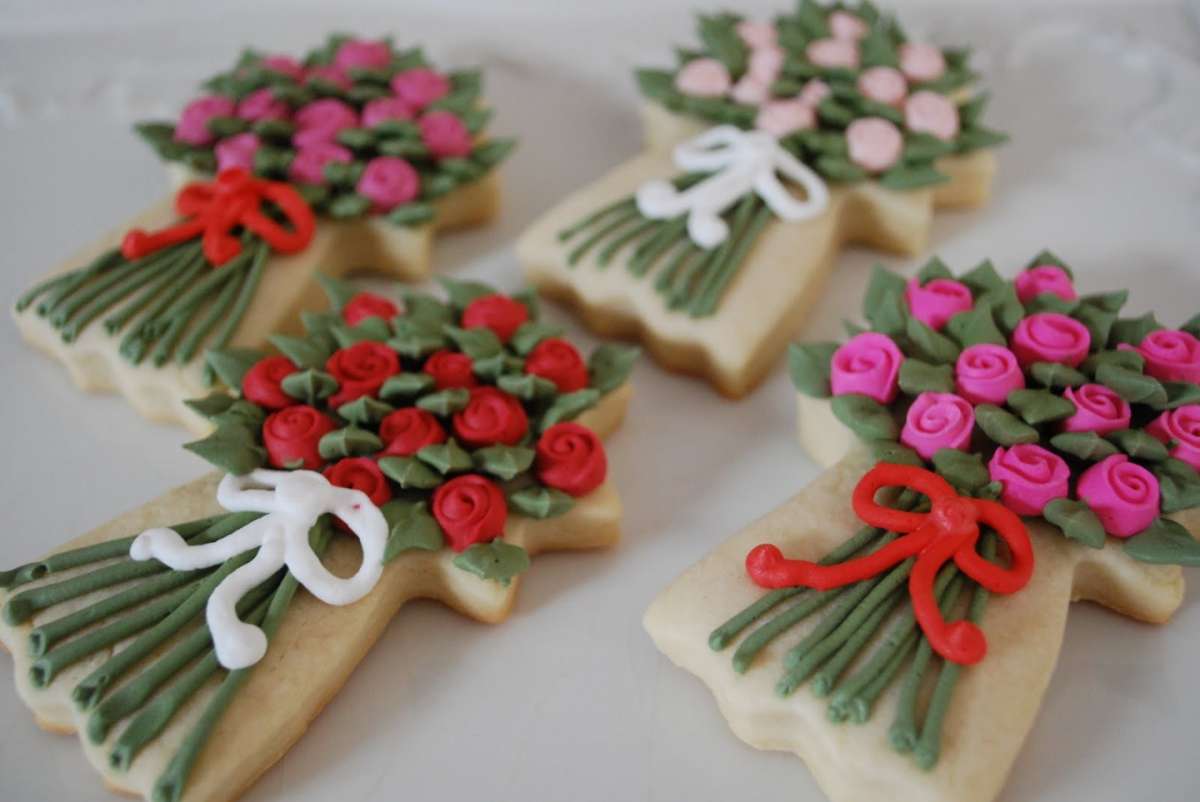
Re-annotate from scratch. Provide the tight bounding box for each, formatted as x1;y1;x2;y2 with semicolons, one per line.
202;241;267;386
556;198;636;242
50;256;159;331
810;586;906;698
628;215;688;276
175;263;244;364
103;245;199;334
32;249;123;315
120;254;206;364
60;256;181;343
566;209;644;266
597;217;661;267
689;199;772;317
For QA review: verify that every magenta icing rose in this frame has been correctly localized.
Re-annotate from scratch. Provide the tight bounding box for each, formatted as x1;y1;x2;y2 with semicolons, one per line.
846;117;902;173
903;91;960;142
1122;329;1200;384
333;39;392;72
1146;405;1200;470
857;67;907;106
829;332;904;405
900;392;975;460
1010;312;1091;368
236;88;289;123
755;99;815;138
806;38;860;69
261;55;305;80
1061;384;1131;435
905;277;973;331
988;445;1070;516
362;97;413;128
391;68;452;110
799;78;831;107
288;142;352;185
356;156;420;212
305;64;351;90
674;58;731;98
214;132;260;172
1076;455;1161;537
737;20;778;50
419;111;472;158
293;99;359;148
955;344;1024;405
175;96;236;146
1014;265;1076;304
899;42;946;83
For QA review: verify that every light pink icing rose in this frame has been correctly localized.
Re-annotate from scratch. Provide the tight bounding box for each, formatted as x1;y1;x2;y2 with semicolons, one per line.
955;344;1025;405
214;132;260;172
988;445;1070;516
829;10;869;40
899;42;947;83
1010;312;1091;368
732;76;772;106
288;141;352;185
1077;455;1161;537
829;332;904;405
737;20;778;50
747;46;785;83
901;392;975;460
391;68;452;110
304;65;351;90
261;55;305;81
293;99;359;148
806;38;860;69
857;66;907;106
1061;384;1131;435
674;58;731;98
755;99;816;137
1015;265;1077;304
846;117;903;173
1121;329;1200;384
905;277;973;331
356;156;420;212
333;39;392;72
236;88;289;123
175;96;236;146
799;78;831;107
362;97;413;128
419;111;472;158
1146;405;1200;470
904;90;960;141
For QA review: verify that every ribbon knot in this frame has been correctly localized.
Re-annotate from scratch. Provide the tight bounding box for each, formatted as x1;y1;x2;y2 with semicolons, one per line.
746;463;1035;665
121;167;316;267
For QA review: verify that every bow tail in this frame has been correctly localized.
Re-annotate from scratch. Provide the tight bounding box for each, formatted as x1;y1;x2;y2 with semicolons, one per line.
911;528;989;665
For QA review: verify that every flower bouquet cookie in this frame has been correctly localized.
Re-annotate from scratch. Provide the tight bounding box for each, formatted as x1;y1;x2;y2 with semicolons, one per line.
646;253;1200;802
14;34;514;432
519;1;1004;397
0;277;636;802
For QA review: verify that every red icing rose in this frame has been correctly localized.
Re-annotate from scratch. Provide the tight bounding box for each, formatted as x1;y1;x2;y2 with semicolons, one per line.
324;457;392;530
263;405;336;469
535;422;607;497
524;338;589;393
452;386;528;447
342;292;401;327
242;355;297;410
431;473;508;552
379;408;447;456
326;341;401;408
423;349;479;390
461;294;529;343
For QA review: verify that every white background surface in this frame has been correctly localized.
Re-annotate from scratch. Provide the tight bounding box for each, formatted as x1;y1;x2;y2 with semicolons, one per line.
1;1;1199;800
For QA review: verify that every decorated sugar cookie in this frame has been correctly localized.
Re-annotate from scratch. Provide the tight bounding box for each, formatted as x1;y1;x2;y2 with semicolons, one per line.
14;34;514;433
646;253;1200;802
519;1;1005;397
1;277;635;802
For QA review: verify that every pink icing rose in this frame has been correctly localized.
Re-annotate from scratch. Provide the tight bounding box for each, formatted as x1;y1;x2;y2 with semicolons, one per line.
732;76;772;106
174;96;236;146
1061;384;1131;435
829;10;869;40
214;132;260;172
846;117;903;173
261;55;305;80
305;65;351;90
1010;312;1092;368
391;68;452;110
1146;405;1200;470
737;20;778;50
293;98;359;149
1015;265;1077;304
899;42;947;83
754;99;816;137
1122;329;1200;384
901;392;975;460
333;39;392;72
857;66;907;106
236;88;289;123
288;141;352;185
356;156;420;212
362;97;413;128
904;90;960;141
1076;455;1161;537
747;46;785;83
674;58;731;98
806;38;860;69
799;78;832;107
955;344;1025;405
988;445;1070;516
419;111;472;158
829;332;904;405
905;277;973;331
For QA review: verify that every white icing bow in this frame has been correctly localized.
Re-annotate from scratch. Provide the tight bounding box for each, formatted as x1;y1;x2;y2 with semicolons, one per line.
130;469;387;669
635;125;829;249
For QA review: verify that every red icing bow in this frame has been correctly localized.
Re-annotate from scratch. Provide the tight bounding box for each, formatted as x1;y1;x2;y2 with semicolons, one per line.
121;167;316;266
745;463;1034;665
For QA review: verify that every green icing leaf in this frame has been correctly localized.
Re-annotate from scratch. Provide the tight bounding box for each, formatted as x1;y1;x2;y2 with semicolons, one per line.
508;486;574;519
898;359;953;395
1080;290;1128;315
386;203;436;227
382;501;444;560
540;389;601;431
863;266;906;325
587;344;639;395
1007;388;1076;425
401;294;454;328
379;372;435;402
879;165;949;190
300;310;339;339
206;348;266;392
1023;294;1078;316
1107;429;1169;462
331;316;391;348
1072;304;1116;351
183;424;266;476
1154;459;1200;514
473;352;522;382
1181;313;1200;339
1030;362;1087;389
269;333;331;370
1123;517;1200;566
1094;363;1168;408
417;388;470;415
438;277;494;310
208;400;264;430
452;541;531;586
444;325;503;360
473;445;535;481
977;284;1024;335
931;449;990;495
1049;431;1119;461
905;317;961;365
1043;498;1106;549
337;396;393;427
511;288;540;321
869;440;923;467
945;306;1005;348
1163;381;1200;409
280;369;338;406
788;342;839;398
915;257;953;285
697;13;748;74
416;439;474;475
959;259;1004;295
1082;349;1144;377
184;392;236;420
378;456;442;489
318;427;382;459
1109;313;1163;348
1025;249;1074;279
976;404;1040;446
509;321;564;356
388;327;447;359
831;394;899;442
497;373;557;402
316;274;358;312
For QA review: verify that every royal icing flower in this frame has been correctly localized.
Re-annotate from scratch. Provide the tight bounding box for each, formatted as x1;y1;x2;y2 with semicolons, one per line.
525;338;589;393
432;474;507;552
857;67;907;106
361;97;413;128
732;76;772;106
536;422;607;497
242;355;297;410
900;392;975;460
806;38;860;69
175;96;236;146
391;68;452;110
1061;384;1131;435
828;10;869;40
988;444;1070;516
262;405;336;469
214;133;260;173
1014;265;1077;304
1076;454;1161;537
798;78;831;107
1123;329;1200;384
462;294;529;343
747;46;785;83
675;58;731;97
905;278;973;331
452;387;529;447
379;408;447;457
304;65;351;90
356;157;421;212
419;111;473;159
955;344;1024;405
333;39;392;72
288;142;352;185
755;99;816;138
236;88;289;123
325;341;401;408
904;91;960;142
846;117;903;173
293;99;359;149
323;457;392;508
423;350;479;390
830;332;904;405
1146;405;1200;470
261;54;305;80
899;42;947;83
1010;312;1091;368
341;292;401;326
736;20;778;50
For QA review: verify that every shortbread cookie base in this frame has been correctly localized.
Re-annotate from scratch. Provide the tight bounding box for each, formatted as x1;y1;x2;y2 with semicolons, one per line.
13;170;500;435
0;386;626;802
